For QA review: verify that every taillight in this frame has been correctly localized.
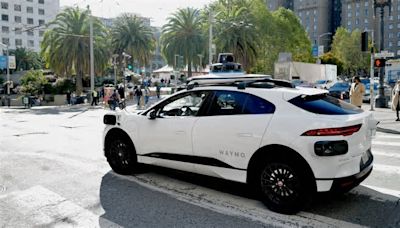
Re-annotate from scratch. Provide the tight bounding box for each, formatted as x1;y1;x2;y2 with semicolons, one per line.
301;124;362;136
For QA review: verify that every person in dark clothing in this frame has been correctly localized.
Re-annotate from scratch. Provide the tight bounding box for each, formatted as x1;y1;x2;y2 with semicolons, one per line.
134;87;143;106
66;91;71;105
110;90;119;110
118;85;125;99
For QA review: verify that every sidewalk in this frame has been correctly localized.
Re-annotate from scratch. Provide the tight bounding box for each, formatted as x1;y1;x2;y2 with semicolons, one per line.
362;104;400;134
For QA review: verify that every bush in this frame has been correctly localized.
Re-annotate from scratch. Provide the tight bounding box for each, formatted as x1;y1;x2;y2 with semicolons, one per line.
53;78;74;94
20;70;49;95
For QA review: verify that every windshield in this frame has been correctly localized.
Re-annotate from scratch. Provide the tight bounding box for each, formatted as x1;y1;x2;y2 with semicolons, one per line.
331;83;349;88
316;80;327;84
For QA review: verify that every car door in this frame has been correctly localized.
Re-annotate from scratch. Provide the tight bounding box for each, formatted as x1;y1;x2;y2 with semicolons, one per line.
137;90;211;170
192;90;275;180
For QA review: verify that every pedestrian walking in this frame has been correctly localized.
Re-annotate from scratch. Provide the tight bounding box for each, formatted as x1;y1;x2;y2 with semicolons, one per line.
91;89;98;106
118;85;125;99
144;86;150;105
66;91;71;106
134;86;142;106
391;80;400;121
350;76;365;108
156;83;161;99
109;90;119;110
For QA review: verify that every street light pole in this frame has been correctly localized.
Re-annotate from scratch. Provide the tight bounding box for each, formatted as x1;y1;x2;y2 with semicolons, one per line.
88;5;95;102
374;0;391;108
365;29;375;111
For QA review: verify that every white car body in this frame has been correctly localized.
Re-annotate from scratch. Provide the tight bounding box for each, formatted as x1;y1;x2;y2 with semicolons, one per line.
103;79;377;213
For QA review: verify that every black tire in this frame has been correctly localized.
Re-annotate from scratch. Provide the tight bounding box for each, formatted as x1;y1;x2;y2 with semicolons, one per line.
257;158;313;214
106;136;137;175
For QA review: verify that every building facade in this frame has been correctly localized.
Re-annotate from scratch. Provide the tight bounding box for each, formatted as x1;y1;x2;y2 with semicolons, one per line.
268;0;400;55
0;0;60;52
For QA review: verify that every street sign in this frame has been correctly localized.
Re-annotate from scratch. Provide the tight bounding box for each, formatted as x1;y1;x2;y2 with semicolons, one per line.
8;56;16;69
0;56;6;69
375;51;395;58
312;45;318;57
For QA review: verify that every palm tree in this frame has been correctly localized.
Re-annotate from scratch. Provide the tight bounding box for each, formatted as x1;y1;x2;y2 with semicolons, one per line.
10;47;43;71
212;0;259;71
161;8;206;77
111;14;155;78
41;7;110;95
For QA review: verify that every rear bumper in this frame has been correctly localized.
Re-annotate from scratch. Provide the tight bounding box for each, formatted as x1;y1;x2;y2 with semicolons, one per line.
330;162;373;192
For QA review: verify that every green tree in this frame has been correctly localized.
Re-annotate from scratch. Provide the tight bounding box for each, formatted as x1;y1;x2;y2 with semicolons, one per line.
41;7;110;95
331;27;369;76
161;8;206;77
211;0;260;71
20;70;49;95
10;48;43;71
320;51;344;75
255;6;313;74
111;13;155;79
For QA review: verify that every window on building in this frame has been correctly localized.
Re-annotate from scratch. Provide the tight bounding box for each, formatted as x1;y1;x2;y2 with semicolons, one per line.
356;18;360;25
347;21;352;26
348;12;352;17
27;31;34;36
39;30;44;37
39;19;45;26
27;0;33;2
390;16;394;21
365;1;369;7
2;38;9;45
15;39;22;46
28;40;34;47
389;24;394;30
356;10;360;16
397;4;400;11
365;18;369;24
347;4;352;9
38;9;44;15
27;6;33;13
397;40;400;46
27;18;33;24
14;16;21;23
39;0;44;4
14;4;21;11
1;2;8;9
389;42;393;47
356;2;360;8
365;8;369;15
397;32;400;38
1;14;8;21
389;33;394;38
2;26;9;33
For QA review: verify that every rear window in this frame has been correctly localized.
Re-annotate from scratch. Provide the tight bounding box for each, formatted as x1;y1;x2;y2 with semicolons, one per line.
289;94;363;115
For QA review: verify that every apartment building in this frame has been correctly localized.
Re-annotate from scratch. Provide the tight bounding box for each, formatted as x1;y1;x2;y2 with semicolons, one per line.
268;0;400;55
0;0;60;52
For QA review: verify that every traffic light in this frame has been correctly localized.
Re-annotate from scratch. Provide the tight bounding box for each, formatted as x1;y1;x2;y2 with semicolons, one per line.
361;31;368;52
127;64;133;70
374;58;386;68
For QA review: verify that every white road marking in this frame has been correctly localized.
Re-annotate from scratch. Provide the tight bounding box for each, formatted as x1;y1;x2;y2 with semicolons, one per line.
0;185;120;227
373;164;400;175
372;151;400;159
361;184;400;198
374;133;400;139
111;172;365;228
372;141;400;147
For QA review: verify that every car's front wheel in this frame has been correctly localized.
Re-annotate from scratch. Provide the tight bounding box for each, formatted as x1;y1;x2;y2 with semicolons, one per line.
106;137;137;175
258;159;313;214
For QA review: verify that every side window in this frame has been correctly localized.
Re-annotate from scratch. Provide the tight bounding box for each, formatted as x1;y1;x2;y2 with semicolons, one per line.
208;91;275;116
243;94;275;114
157;91;209;117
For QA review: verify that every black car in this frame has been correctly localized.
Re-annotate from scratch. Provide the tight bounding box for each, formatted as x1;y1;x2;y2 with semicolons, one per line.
328;82;350;99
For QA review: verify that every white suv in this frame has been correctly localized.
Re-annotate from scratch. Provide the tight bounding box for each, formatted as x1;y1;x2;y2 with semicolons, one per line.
103;77;377;214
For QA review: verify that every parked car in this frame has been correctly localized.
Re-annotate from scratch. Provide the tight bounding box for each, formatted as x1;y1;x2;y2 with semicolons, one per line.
103;76;377;214
328;82;350;99
363;83;392;103
315;79;334;89
292;79;315;88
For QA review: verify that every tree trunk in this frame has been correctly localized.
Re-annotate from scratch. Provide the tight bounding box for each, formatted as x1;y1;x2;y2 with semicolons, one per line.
75;62;83;96
188;56;192;78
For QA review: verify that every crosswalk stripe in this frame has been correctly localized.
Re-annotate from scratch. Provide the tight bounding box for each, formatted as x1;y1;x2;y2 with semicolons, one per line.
374;134;400;139
0;185;119;227
373;164;400;174
372;141;400;147
373;151;400;159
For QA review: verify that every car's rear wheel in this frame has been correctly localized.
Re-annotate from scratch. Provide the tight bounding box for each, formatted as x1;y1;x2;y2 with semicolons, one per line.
258;159;312;214
106;136;137;175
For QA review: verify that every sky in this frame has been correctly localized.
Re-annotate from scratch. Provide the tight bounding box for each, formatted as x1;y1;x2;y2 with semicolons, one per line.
60;0;214;27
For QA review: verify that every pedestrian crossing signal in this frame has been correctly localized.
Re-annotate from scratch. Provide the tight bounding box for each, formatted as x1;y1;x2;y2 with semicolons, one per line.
374;59;386;68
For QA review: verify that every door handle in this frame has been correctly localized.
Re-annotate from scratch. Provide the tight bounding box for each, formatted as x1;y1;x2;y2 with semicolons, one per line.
175;130;186;135
238;133;253;137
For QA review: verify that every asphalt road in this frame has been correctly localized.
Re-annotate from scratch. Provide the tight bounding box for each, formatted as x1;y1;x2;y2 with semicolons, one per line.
0;105;399;227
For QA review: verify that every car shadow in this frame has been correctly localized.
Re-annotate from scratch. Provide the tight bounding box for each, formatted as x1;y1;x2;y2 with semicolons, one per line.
99;166;400;227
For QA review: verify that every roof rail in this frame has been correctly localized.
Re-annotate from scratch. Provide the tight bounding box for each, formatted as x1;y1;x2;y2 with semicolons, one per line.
186;76;294;90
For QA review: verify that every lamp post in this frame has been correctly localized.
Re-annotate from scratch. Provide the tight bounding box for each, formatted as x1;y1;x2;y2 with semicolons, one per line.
87;5;95;103
0;42;10;96
317;32;332;64
374;0;391;108
364;29;375;111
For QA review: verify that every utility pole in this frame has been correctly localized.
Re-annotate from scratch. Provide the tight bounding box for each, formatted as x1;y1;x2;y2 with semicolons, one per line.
112;54;118;87
209;10;213;66
88;5;95;102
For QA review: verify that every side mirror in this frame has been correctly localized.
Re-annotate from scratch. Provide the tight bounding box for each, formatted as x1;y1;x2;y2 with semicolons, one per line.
148;110;157;120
